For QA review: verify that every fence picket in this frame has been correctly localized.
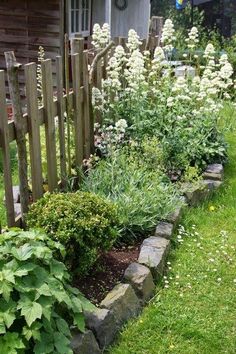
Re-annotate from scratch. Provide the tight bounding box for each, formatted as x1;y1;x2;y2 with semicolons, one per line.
72;53;84;167
41;59;58;192
83;50;92;159
56;56;67;188
25;63;44;201
5;51;29;223
0;70;15;227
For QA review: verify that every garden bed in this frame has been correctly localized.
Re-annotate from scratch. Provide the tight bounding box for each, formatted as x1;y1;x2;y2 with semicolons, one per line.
75;243;140;305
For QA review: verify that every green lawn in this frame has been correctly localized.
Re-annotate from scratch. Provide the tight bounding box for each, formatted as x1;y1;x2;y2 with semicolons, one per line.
109;104;236;354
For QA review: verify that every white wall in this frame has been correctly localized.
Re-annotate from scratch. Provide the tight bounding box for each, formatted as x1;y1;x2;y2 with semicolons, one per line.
92;0;106;28
111;0;150;39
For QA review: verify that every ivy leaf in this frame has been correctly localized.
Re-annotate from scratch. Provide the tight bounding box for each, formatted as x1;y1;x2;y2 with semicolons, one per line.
0;332;25;354
23;322;42;341
37;283;51;297
2;269;15;284
54;331;71;354
0;281;13;301
0;319;6;334
56;318;71;337
19;301;43;327
34;332;54;354
11;244;33;261
14;263;37;277
73;312;85;332
50;260;67;280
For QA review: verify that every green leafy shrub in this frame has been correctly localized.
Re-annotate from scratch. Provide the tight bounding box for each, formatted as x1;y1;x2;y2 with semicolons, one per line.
0;229;92;354
81;147;181;242
27;192;119;274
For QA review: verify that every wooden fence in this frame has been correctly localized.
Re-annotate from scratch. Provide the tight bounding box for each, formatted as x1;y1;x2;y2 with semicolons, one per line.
0;34;161;231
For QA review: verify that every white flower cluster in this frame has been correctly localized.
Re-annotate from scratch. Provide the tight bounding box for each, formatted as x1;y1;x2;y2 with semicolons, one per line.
125;49;147;93
127;29;142;52
105;45;126;90
185;27;199;50
204;43;215;60
161;19;175;52
92;23;111;49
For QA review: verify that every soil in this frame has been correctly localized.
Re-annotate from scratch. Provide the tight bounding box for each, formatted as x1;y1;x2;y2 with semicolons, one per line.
75;243;140;305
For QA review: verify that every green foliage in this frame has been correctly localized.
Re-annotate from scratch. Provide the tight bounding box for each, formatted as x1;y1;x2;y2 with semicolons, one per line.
27;192;119;274
81;145;181;242
0;229;92;354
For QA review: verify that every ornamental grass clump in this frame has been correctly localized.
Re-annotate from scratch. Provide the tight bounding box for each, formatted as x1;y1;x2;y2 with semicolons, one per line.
0;230;92;354
81;143;181;242
27;192;119;274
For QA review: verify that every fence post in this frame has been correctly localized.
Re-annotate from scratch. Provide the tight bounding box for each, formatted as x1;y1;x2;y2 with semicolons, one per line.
0;70;15;227
5;51;29;223
83;50;92;158
41;59;58;192
71;53;84;167
25;62;44;201
56;56;67;188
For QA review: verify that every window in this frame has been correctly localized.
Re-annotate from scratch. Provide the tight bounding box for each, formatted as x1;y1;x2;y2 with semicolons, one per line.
70;0;91;37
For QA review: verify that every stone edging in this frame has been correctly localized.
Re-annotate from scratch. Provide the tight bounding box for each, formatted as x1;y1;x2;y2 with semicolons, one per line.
71;164;224;354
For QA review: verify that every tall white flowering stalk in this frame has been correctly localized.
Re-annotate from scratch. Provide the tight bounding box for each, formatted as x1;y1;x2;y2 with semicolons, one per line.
186;27;199;50
161;19;176;54
127;29;142;52
125;49;147;94
92;23;111;49
37;46;45;105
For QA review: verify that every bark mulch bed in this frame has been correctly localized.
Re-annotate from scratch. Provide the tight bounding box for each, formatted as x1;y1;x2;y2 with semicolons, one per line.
75;243;140;305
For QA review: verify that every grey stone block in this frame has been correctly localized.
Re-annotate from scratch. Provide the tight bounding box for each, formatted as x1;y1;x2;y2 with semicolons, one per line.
202;179;223;190
71;330;101;354
124;262;155;302
202;172;223;181
155;221;174;239
138;237;170;278
205;163;223;175
85;308;118;348
184;184;210;207
100;284;141;326
165;206;183;228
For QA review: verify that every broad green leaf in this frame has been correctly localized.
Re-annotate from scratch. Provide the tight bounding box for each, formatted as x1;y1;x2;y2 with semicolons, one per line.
0;332;25;354
20;301;43;327
23;322;42;341
0;320;6;334
11;244;33;261
73;312;85;332
14;263;37;277
56;318;71;337
37;283;51;297
0;281;13;301
2;269;15;284
34;332;54;354
3;311;15;329
50;260;67;280
54;331;71;354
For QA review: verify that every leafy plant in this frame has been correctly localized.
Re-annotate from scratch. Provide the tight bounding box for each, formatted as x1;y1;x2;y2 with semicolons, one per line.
27;192;119;274
0;229;93;354
81;147;181;242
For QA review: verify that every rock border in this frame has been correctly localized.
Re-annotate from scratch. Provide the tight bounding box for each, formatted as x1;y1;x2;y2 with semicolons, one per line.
71;164;224;353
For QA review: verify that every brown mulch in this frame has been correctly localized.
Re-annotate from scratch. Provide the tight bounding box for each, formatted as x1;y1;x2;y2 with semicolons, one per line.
75;243;140;305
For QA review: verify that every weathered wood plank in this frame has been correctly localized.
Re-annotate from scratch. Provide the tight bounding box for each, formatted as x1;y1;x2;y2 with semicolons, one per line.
56;56;67;187
72;51;84;167
24;62;44;201
5;51;29;222
0;70;15;227
41;59;58;192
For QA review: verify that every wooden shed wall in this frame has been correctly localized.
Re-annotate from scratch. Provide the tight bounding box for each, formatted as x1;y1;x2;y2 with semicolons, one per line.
0;0;63;90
